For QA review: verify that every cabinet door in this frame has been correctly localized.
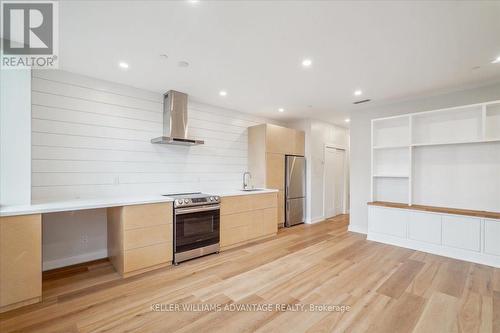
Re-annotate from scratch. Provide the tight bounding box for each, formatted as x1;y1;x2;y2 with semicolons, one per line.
266;153;285;190
262;207;278;235
368;207;407;238
484;219;500;256
0;215;42;309
293;130;305;156
266;124;294;154
408;211;442;245
442;215;481;252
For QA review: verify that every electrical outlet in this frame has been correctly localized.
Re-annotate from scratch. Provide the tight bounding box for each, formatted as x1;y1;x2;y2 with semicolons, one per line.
113;176;120;185
81;235;89;249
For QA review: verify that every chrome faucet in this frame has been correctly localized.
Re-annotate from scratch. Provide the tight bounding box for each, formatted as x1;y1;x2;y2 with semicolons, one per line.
243;171;252;190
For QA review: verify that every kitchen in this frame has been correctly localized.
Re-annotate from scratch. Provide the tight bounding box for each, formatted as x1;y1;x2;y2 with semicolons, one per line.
1;1;500;332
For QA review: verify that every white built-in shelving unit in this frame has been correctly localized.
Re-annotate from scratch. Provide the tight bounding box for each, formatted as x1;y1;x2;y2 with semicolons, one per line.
371;100;500;210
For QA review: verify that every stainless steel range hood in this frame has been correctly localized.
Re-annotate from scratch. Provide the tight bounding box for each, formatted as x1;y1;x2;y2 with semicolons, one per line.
151;90;204;145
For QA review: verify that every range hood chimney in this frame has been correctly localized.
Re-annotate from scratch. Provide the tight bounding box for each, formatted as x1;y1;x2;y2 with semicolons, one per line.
151;90;204;145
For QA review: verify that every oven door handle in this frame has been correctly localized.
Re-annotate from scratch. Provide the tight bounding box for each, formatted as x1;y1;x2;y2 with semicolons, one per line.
175;205;220;215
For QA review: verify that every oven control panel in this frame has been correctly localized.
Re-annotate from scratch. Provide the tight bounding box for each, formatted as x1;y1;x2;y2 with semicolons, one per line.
174;196;220;208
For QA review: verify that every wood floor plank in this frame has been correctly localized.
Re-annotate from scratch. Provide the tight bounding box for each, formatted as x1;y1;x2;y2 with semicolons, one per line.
0;214;497;333
494;291;500;333
458;290;484;333
376;259;425;299
435;259;471;298
369;292;426;333
413;292;460;333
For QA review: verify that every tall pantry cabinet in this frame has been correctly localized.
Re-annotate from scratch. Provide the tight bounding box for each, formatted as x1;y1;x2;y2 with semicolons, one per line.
248;124;305;226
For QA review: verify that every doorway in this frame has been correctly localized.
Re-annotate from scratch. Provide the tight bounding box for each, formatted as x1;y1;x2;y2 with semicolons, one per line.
324;146;346;219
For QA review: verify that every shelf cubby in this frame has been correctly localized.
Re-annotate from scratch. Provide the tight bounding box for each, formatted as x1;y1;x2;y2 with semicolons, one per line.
372;177;408;204
373;147;409;177
485;102;500;140
372;116;410;147
371;100;500;211
412;105;483;145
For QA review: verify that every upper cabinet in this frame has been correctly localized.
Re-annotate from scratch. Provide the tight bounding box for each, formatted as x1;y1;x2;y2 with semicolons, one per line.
258;124;305;156
293;130;305;156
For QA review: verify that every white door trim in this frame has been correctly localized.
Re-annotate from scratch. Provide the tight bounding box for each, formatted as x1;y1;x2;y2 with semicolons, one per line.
323;143;348;219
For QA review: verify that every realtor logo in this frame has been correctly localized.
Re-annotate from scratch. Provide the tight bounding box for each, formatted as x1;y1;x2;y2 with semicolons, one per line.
1;1;58;68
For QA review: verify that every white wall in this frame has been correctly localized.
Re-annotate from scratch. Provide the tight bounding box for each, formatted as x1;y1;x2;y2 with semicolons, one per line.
33;70;276;269
0;69;32;206
288;119;349;223
32;70;277;200
350;81;500;234
42;209;107;270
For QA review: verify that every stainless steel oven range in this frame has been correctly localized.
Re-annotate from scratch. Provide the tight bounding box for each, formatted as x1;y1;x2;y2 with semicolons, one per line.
163;192;220;265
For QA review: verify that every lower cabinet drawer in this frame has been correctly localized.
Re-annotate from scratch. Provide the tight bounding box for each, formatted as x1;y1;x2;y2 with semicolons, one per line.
221;225;248;247
122;203;172;230
261;207;278;236
123;224;172;250
123;242;172;273
442;215;481;252
220;211;253;230
484;219;500;256
251;193;278;210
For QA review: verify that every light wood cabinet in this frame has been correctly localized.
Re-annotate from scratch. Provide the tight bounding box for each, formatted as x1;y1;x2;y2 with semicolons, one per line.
293;130;305;156
278;190;285;225
248;124;305;226
107;202;173;277
220;193;278;249
266;124;295;155
266;153;285;190
0;214;42;313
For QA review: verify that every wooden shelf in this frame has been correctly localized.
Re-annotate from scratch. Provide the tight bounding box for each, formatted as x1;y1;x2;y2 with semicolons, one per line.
411;138;500;148
372;145;409;150
373;174;409;178
367;201;500;220
371;100;500;208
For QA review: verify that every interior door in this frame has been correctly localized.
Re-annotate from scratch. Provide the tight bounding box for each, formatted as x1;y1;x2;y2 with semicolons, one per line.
324;147;345;218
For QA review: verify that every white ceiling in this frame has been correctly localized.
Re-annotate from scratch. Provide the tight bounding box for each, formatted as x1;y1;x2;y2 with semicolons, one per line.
59;1;500;126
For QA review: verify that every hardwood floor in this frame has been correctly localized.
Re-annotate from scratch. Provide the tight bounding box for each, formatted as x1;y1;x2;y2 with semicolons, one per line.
1;215;499;332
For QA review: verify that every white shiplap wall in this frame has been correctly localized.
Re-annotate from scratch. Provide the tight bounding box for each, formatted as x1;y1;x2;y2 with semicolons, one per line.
32;70;274;201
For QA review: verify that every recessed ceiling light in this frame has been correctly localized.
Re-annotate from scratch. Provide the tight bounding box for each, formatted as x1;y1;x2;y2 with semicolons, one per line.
354;90;363;96
278;108;284;113
492;56;500;64
178;61;189;67
219;90;227;96
345;118;350;123
301;59;312;67
119;62;129;69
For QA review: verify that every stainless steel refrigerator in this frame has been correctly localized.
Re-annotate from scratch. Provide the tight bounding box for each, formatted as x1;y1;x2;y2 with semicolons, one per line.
285;155;306;227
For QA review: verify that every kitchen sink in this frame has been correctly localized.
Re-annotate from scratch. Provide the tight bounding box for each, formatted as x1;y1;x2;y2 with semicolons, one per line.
240;188;266;192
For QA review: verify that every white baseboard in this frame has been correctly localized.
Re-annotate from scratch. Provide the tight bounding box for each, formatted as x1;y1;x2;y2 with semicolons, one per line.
306;216;325;224
311;216;326;224
348;224;367;234
368;232;500;268
43;249;108;271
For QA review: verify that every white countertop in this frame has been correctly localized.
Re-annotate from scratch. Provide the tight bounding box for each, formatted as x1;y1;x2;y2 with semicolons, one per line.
0;189;278;217
215;188;279;197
